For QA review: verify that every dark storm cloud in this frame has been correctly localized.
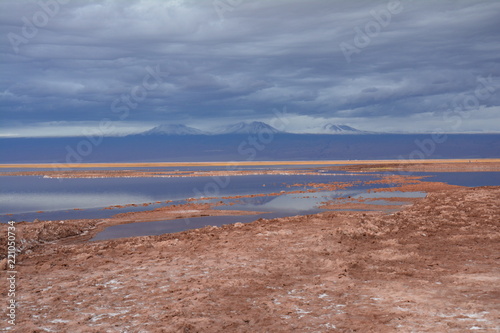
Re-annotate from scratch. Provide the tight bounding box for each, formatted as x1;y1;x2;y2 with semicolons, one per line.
0;0;499;134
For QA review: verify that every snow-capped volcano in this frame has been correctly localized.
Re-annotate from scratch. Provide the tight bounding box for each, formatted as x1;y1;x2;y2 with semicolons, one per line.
319;123;366;134
214;121;283;134
142;124;207;135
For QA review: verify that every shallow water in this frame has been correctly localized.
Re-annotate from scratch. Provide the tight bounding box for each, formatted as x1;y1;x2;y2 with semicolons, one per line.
91;213;287;241
89;171;500;240
418;172;500;187
90;189;427;241
1;167;499;241
0;168;374;220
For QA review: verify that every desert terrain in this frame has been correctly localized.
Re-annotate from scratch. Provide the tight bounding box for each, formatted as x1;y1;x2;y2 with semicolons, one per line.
328;160;500;173
1;161;499;332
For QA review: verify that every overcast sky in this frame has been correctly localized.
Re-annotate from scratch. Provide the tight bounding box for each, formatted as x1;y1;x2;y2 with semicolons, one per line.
1;0;499;137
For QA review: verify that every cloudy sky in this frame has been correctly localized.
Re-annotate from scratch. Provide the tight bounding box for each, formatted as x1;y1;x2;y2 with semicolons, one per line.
1;0;499;137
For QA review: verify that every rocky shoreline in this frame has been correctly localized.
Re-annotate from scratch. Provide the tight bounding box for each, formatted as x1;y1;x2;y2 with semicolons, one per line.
0;172;453;251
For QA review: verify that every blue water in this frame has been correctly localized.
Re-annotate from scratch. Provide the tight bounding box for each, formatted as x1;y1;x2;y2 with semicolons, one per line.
90;170;500;240
0;169;375;221
89;189;430;241
418;172;500;187
91;213;286;241
1;167;498;241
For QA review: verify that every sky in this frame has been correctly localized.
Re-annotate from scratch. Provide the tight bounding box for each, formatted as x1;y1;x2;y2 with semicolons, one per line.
1;0;499;137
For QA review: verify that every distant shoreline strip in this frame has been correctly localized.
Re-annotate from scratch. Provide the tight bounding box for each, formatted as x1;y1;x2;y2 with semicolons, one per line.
1;159;500;169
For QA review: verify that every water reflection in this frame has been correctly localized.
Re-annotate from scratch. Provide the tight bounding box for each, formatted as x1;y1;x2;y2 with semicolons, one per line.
91;189;429;241
217;189;366;214
0;171;377;220
0;192;155;214
2;167;499;241
91;213;285;241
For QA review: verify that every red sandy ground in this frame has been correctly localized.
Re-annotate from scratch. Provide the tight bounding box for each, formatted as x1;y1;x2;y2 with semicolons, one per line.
329;161;500;173
0;169;320;179
1;186;499;332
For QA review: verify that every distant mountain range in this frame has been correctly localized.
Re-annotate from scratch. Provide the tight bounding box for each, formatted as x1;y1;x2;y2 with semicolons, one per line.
5;121;497;164
141;121;367;136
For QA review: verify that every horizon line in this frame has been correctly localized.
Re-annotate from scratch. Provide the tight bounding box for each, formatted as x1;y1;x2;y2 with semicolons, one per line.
1;158;500;169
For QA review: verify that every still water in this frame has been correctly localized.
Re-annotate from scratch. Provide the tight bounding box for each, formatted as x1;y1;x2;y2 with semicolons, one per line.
0;167;373;218
1;167;498;240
